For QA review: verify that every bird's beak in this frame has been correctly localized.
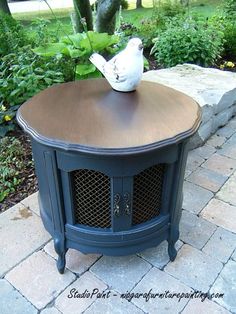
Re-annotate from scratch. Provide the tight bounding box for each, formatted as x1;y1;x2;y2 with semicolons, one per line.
138;44;144;50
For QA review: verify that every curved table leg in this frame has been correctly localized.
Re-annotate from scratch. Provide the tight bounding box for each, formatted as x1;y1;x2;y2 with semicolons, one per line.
54;235;67;274
168;239;177;261
56;251;67;274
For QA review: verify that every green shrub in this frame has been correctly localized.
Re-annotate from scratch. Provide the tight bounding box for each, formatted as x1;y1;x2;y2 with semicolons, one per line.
0;137;25;202
223;0;236;16
223;21;236;59
119;22;138;37
0;47;65;137
122;14;165;50
0;11;28;56
33;31;120;79
221;0;236;60
134;18;160;49
151;17;225;67
153;0;186;18
132;1;186;50
121;0;129;10
29;18;60;47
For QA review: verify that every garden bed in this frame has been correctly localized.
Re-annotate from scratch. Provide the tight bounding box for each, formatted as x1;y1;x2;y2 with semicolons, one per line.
0;130;38;213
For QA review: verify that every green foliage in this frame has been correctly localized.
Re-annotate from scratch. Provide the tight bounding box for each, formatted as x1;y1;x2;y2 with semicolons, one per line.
223;21;236;59
153;0;187;18
0;47;65;137
33;31;120;79
29;18;60;47
119;22;138;37
0;137;25;202
133;17;161;49
130;1;186;50
151;17;225;67
223;0;236;16
0;11;28;56
119;15;163;50
221;0;236;60
120;0;129;10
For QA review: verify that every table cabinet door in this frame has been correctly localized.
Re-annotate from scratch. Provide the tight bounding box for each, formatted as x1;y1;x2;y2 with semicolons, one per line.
112;162;168;232
132;164;165;226
61;169;170;235
57;151;173;233
111;176;132;232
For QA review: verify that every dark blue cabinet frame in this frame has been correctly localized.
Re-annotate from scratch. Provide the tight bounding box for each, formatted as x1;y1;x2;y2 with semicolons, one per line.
31;138;188;274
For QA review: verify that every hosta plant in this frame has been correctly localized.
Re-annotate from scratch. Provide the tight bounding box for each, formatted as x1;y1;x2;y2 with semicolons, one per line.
33;31;120;79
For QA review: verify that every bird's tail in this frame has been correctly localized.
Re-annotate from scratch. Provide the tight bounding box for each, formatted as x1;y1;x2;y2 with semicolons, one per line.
89;53;106;74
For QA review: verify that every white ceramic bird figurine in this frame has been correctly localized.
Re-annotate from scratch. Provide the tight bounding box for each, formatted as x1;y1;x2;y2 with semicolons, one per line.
89;38;144;92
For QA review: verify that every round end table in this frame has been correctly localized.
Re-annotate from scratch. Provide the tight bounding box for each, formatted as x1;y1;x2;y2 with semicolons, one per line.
17;79;201;274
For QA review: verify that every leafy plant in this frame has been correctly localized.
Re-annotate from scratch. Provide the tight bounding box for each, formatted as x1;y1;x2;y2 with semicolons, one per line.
0;137;26;202
223;0;236;16
29;18;60;47
0;11;28;56
153;0;187;18
119;22;138;37
129;1;186;50
221;0;236;60
0;47;65;137
33;31;120;79
223;21;236;60
120;0;129;10
134;17;160;49
151;16;225;67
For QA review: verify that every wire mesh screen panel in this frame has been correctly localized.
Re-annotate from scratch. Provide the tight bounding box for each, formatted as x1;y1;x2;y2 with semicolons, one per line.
72;169;111;228
132;164;165;226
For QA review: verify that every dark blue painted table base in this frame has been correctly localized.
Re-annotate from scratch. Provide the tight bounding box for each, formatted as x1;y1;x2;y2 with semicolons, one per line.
17;80;201;274
31;138;188;274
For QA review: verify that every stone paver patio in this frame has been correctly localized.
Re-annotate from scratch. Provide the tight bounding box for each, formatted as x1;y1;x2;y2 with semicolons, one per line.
1;116;236;314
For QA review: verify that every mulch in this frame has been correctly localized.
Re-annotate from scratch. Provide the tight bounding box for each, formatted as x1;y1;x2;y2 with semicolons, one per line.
0;129;38;213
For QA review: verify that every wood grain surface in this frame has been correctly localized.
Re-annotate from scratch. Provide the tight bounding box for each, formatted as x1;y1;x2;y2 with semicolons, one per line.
17;79;201;154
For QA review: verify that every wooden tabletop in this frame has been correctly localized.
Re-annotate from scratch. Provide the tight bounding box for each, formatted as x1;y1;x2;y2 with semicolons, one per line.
17;79;201;155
